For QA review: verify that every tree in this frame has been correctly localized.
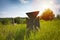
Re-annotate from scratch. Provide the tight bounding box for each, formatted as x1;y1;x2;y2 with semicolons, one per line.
57;15;60;19
14;17;20;24
0;18;11;25
41;9;55;20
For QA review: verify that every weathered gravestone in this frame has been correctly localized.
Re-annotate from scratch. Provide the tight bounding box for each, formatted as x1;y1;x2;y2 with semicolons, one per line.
26;11;40;30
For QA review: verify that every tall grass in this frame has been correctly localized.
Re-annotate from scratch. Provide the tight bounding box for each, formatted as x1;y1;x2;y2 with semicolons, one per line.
0;24;26;40
0;19;60;40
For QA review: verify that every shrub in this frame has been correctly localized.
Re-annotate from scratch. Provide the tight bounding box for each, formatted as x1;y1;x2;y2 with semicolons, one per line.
41;9;55;21
14;17;20;24
0;18;11;25
20;18;26;24
57;15;60;19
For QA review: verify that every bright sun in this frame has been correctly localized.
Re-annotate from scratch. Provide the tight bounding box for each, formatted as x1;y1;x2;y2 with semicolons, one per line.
38;2;54;16
32;1;55;16
38;4;53;16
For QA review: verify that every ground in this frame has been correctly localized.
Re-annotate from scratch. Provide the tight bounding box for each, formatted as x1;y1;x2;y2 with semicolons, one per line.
0;19;60;40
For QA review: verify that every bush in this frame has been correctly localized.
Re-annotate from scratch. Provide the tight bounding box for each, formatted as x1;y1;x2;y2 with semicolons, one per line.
20;18;26;24
57;15;60;19
0;18;11;25
14;17;20;24
41;9;55;21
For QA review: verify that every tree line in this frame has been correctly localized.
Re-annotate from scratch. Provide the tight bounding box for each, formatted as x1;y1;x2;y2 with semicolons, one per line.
0;9;60;25
0;17;26;25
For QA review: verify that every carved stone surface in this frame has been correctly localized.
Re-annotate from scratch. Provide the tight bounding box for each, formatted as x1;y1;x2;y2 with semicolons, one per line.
26;11;40;30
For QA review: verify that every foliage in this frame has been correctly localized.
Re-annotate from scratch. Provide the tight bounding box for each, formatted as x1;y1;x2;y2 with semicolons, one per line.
0;17;26;25
0;18;11;25
57;15;60;19
20;18;26;24
41;9;55;21
14;17;21;24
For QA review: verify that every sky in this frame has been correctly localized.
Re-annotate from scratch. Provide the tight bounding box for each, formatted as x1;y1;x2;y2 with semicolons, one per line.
0;0;60;18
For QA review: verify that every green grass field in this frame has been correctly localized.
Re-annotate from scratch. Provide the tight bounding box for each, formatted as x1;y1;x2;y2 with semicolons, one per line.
0;19;60;40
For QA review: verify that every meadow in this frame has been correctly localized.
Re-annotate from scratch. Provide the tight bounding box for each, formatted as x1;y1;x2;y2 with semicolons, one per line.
0;19;60;40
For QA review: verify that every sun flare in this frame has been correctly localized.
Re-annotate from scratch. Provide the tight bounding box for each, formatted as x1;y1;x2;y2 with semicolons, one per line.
39;2;54;16
32;0;55;16
39;5;53;15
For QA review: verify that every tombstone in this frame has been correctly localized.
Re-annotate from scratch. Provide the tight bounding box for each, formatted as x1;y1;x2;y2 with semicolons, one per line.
26;11;40;30
26;11;40;39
